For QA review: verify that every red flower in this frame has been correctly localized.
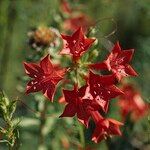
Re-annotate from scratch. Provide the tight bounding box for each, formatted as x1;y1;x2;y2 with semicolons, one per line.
60;27;95;60
90;111;123;143
118;84;148;121
60;0;72;14
63;13;94;33
90;42;138;81
89;71;123;112
60;85;100;127
23;54;66;101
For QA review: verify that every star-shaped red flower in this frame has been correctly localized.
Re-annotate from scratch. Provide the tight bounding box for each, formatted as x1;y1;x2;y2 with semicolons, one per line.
118;84;148;121
89;71;123;112
90;42;138;81
60;85;100;127
60;27;95;60
23;54;66;101
90;111;123;143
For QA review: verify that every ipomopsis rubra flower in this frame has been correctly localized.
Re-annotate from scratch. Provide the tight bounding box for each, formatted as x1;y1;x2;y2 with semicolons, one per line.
23;54;66;101
60;85;101;127
88;71;123;112
90;111;123;143
118;84;148;121
60;27;95;60
63;13;94;33
90;42;138;81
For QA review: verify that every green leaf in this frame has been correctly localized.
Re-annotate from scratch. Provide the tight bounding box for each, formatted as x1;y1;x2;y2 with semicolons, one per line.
8;100;17;119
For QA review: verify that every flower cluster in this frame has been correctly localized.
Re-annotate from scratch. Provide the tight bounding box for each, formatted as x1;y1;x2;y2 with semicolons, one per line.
23;27;138;143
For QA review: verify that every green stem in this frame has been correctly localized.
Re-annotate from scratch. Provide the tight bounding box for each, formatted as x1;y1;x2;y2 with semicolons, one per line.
78;122;85;149
148;116;150;142
9;144;13;150
74;60;80;87
38;100;48;148
74;60;86;149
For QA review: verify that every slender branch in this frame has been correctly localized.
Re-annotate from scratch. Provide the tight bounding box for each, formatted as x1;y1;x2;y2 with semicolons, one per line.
38;100;48;148
74;61;85;149
18;99;57;118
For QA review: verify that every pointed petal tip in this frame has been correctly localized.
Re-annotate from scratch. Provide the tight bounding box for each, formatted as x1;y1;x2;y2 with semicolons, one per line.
60;34;71;40
91;38;96;42
116;88;124;95
44;94;54;102
112;41;122;52
92;137;98;143
42;54;50;60
89;70;96;79
133;71;138;76
25;89;30;95
89;70;94;75
116;41;120;45
23;61;27;65
108;118;124;126
46;54;50;58
23;62;29;72
23;61;29;67
103;106;108;114
60;33;66;38
130;48;134;53
78;26;82;31
115;41;121;48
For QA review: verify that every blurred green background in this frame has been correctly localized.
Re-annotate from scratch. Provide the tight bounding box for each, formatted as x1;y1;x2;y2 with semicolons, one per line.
0;0;149;149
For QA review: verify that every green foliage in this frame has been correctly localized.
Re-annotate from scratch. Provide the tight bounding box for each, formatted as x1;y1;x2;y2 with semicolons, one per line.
0;91;20;149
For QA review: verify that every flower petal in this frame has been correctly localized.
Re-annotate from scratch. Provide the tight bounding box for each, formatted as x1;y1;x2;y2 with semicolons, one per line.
108;119;123;135
92;127;104;143
119;49;134;64
23;62;43;78
89;71;116;86
112;42;121;54
63;89;76;103
89;62;108;70
78;117;90;128
40;54;53;74
125;65;138;76
42;83;55;101
26;80;42;94
84;38;95;50
106;85;124;99
60;103;76;117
